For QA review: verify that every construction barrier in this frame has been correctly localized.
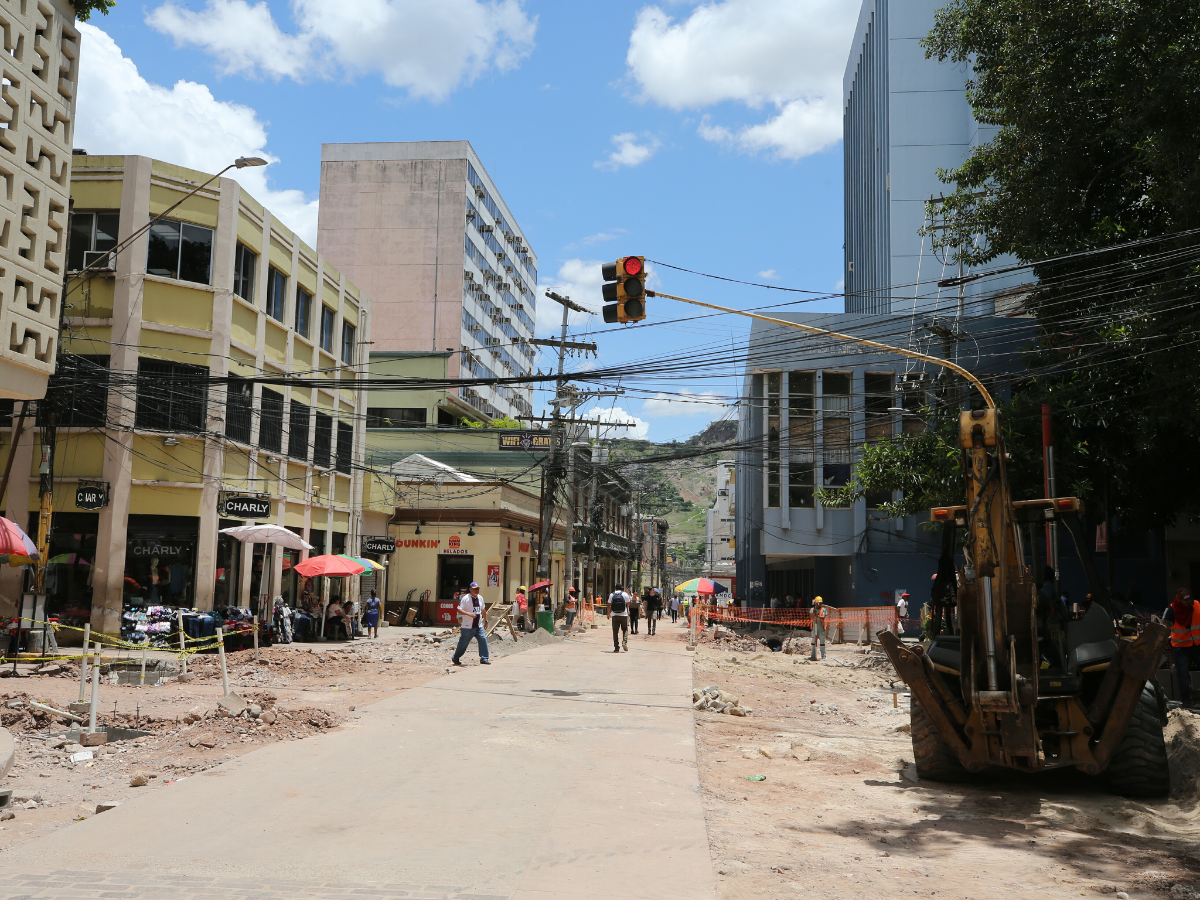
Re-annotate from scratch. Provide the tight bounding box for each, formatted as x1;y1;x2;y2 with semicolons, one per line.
692;604;899;644
1;616;254;665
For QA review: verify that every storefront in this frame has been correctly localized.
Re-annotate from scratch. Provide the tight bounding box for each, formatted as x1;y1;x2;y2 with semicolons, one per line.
123;515;199;610
29;511;99;628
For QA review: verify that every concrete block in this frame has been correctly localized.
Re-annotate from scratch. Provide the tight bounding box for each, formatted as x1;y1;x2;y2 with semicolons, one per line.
79;731;108;747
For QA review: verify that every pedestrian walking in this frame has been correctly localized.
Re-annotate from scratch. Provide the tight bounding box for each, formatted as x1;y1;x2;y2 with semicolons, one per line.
810;596;829;660
451;582;490;666
669;593;680;623
1164;587;1200;707
645;588;661;635
895;591;909;634
363;589;382;638
609;583;631;652
629;591;642;634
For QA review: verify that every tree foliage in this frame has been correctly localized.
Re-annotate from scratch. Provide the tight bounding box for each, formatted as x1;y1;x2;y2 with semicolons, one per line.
906;0;1200;528
73;0;116;21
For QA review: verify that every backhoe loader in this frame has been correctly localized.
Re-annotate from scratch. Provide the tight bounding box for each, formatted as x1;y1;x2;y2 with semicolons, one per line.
877;408;1170;796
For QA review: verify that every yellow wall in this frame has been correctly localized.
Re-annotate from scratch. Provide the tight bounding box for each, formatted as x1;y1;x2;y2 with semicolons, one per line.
56;434;107;479
149;186;218;228
143;282;214;331
130;436;204;483
293;341;312;372
71;180;123;211
285;463;306;502
130;484;203;516
264;321;287;362
138;333;212;367
231;300;257;348
285;503;306;528
269;238;291;274
222;449;252;491
73;277;114;318
237;213;264;253
334;476;350;505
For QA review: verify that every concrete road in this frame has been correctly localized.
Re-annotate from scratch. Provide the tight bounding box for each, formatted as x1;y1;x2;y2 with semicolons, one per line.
0;626;716;900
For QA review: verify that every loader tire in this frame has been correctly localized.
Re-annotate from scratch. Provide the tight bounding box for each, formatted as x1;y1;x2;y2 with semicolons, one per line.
911;698;970;783
1104;683;1170;798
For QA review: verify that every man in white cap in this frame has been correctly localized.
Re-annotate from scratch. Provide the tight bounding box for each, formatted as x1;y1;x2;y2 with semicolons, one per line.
810;596;829;661
451;582;490;666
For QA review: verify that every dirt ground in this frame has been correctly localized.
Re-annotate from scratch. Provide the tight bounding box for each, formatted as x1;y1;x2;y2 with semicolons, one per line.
0;623;557;852
690;626;1200;900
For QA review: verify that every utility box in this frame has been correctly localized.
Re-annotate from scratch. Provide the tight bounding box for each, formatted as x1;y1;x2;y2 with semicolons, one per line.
537;611;554;634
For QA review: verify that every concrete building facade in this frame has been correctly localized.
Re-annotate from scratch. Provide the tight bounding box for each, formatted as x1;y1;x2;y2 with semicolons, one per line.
0;156;370;635
842;0;1026;315
317;141;537;423
0;0;79;401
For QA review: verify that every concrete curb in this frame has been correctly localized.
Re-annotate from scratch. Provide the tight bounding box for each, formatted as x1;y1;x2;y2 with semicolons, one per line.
0;726;13;778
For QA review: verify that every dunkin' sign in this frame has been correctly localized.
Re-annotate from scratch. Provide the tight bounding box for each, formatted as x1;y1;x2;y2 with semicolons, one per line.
448;535;461;549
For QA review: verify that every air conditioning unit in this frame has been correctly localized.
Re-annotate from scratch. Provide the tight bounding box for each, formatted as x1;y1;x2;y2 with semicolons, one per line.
500;283;511;292
466;209;476;220
474;185;485;199
463;270;474;282
495;252;506;262
479;223;493;233
83;249;114;270
504;265;514;273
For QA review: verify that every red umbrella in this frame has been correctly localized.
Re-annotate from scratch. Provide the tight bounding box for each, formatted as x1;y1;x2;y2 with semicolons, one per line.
293;554;365;578
529;580;552;591
0;516;37;559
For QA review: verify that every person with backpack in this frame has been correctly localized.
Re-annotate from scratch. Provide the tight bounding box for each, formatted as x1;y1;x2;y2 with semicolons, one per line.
645;588;661;635
609;583;631;652
628;590;642;635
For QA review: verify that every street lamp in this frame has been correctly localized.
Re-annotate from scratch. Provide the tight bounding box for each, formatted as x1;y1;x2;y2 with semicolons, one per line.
69;155;271;283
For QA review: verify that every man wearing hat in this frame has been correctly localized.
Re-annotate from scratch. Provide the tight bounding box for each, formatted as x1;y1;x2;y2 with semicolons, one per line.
451;582;490;666
810;596;829;660
565;586;579;629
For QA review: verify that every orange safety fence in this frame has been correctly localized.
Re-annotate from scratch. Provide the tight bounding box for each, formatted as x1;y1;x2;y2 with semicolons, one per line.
690;604;899;642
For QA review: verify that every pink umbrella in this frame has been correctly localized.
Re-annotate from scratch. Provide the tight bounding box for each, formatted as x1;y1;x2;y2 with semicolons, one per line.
0;516;37;560
293;554;365;578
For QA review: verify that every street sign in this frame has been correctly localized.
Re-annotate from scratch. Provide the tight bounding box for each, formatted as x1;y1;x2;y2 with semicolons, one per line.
362;536;396;555
498;431;557;451
221;495;271;518
75;482;109;511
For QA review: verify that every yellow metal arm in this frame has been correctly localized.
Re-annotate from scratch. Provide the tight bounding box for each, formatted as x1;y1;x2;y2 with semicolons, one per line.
645;290;996;410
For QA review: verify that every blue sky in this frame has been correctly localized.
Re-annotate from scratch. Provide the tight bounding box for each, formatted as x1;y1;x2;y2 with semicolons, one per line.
74;0;862;441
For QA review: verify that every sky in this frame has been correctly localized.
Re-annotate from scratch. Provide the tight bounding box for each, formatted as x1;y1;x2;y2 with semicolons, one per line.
73;0;864;442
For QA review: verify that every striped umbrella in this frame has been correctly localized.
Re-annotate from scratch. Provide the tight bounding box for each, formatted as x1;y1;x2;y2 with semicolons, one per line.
674;577;727;595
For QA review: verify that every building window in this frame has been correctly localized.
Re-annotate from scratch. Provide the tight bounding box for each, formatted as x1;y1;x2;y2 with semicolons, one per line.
295;287;312;339
341;321;356;364
335;421;352;474
313;412;332;468
233;243;256;303
146;219;214;284
135;359;208;432
320;306;336;352
822;372;852;488
266;266;287;321
366;407;427;428
67;211;118;272
39;354;109;427
788;371;815;508
225;377;253;444
259;389;284;452
287;399;310;461
764;372;781;508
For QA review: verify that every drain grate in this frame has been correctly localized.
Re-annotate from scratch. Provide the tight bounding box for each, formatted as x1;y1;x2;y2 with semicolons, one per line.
531;689;581;697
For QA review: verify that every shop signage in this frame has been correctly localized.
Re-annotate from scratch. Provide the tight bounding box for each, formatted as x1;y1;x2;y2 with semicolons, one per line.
362;536;396;554
440;548;469;555
518;541;530;554
448;535;461;549
75;482;109;511
487;564;500;587
221;495;271;518
398;539;440;549
498;431;557;451
129;540;191;557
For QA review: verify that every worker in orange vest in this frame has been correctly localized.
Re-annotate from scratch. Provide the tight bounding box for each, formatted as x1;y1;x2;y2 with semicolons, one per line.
809;596;829;661
565;587;578;629
1163;587;1200;707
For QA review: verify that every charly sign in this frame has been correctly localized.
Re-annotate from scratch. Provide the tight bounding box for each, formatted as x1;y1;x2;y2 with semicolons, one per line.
75;482;109;511
362;536;396;555
221;495;271;518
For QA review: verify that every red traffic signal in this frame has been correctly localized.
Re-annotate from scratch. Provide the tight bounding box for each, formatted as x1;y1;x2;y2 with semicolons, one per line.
601;256;646;323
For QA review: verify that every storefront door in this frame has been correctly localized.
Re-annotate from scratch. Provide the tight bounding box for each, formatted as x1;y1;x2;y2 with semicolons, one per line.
123;515;199;609
437;555;474;600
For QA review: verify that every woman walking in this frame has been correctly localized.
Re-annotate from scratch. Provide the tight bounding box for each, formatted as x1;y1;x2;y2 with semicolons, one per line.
363;589;382;638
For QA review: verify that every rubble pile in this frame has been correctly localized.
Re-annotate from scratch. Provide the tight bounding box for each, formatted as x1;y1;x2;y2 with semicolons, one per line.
693;685;751;716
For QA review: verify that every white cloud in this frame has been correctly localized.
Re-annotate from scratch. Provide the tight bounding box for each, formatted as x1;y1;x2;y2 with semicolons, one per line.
75;24;319;242
642;390;728;419
147;0;537;102
536;258;603;337
586;405;650;440
757;269;777;280
595;132;660;171
627;0;857;159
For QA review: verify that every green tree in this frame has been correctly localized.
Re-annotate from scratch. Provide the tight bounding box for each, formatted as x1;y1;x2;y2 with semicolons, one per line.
909;0;1200;528
73;0;116;20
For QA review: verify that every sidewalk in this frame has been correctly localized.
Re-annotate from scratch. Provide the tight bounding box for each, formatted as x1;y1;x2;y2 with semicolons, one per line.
0;626;716;900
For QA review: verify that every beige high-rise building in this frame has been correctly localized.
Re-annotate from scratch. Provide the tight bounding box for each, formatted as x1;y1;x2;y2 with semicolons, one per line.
317;141;537;422
0;0;79;401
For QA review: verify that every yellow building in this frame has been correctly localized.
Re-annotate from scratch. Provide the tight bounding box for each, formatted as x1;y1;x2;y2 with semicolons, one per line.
0;155;370;637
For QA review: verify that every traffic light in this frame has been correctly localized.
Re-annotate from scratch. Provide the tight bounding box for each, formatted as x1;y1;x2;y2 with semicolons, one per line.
601;256;646;323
